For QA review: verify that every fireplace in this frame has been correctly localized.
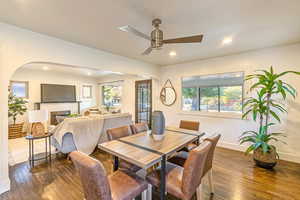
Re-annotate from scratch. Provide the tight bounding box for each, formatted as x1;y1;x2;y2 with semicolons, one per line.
50;110;71;125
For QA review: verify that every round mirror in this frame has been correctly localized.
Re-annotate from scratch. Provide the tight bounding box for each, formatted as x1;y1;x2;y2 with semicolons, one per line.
160;80;177;106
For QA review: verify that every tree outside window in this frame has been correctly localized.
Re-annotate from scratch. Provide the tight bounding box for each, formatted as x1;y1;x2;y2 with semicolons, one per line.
182;72;243;113
102;85;122;107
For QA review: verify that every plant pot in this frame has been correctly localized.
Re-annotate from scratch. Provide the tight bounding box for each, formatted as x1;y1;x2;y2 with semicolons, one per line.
253;147;277;169
8;123;25;139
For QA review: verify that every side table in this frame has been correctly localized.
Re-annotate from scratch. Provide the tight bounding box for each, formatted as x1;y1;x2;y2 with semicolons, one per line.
25;133;53;168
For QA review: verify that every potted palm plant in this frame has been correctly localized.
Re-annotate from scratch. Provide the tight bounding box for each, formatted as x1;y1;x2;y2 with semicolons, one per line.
8;93;28;139
240;67;300;169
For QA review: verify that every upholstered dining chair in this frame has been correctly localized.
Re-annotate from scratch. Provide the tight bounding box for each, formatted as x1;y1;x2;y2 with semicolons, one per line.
168;134;221;195
70;151;148;200
130;122;149;134
106;126;132;141
146;141;212;200
106;126;141;173
179;120;200;131
179;120;200;151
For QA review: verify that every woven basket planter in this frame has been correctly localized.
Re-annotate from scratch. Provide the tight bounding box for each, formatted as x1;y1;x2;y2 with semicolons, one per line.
253;147;277;169
8;123;25;139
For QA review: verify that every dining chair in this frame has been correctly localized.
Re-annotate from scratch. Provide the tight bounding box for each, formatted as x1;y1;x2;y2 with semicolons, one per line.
106;126;141;173
70;151;148;200
130;122;149;134
179;120;200;131
106;126;132;140
168;134;221;195
146;141;212;200
179;120;200;151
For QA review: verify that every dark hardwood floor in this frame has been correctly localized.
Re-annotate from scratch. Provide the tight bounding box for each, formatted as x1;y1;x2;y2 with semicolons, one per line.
1;147;300;200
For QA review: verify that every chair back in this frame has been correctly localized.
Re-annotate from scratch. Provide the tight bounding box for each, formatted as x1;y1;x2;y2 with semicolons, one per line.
179;120;200;131
130;122;149;134
107;126;132;141
70;151;112;200
182;141;212;199
203;134;221;174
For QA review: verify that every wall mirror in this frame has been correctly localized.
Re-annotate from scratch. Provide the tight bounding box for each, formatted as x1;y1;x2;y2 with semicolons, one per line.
160;79;177;106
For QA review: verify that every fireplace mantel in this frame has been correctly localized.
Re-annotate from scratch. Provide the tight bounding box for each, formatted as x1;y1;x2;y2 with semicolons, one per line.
34;101;81;114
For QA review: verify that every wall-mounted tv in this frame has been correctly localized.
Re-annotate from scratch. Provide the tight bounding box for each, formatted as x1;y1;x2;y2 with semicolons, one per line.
41;84;76;103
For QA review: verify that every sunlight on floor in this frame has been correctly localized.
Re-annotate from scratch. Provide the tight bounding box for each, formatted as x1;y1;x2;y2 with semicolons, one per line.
8;137;55;166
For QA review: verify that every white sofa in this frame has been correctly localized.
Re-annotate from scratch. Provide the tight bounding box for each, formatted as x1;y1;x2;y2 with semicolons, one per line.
51;113;132;154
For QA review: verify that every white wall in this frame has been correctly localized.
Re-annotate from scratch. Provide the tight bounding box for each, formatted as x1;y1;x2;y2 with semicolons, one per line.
158;43;300;163
0;22;159;194
10;68;99;128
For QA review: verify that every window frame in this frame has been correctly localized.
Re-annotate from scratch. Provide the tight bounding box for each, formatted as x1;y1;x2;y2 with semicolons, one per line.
9;80;29;99
181;72;244;115
82;85;93;99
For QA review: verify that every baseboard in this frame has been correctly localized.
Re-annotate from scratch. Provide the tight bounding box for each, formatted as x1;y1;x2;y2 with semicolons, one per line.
0;177;10;195
218;141;247;152
218;141;300;164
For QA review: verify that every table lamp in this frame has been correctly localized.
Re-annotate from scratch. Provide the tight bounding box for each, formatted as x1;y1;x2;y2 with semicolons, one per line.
28;110;48;136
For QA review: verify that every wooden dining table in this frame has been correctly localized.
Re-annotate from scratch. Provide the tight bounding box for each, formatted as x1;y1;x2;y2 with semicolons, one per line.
98;128;205;200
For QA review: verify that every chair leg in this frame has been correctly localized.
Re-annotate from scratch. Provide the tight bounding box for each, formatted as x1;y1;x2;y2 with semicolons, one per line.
141;188;148;200
196;183;202;200
208;169;214;195
146;184;152;200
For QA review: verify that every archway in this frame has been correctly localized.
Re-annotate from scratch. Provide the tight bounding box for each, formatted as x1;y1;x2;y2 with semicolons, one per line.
0;22;159;194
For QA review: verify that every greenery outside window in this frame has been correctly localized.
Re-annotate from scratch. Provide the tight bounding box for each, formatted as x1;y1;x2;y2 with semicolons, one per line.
182;72;244;113
102;85;122;106
10;81;29;99
82;85;93;99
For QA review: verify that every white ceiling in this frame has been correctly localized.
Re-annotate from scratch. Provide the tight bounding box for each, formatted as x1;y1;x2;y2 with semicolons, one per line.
24;63;123;78
1;0;300;66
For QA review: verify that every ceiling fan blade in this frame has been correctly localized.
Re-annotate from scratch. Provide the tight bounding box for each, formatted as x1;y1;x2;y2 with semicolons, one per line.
119;25;151;41
163;35;203;44
141;47;152;55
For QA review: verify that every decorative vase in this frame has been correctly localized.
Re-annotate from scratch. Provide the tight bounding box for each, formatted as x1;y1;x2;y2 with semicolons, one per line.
8;123;25;139
253;147;277;169
151;111;165;140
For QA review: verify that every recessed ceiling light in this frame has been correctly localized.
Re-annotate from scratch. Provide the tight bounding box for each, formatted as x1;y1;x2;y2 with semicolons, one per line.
169;51;177;57
42;66;49;71
87;72;92;76
222;37;233;45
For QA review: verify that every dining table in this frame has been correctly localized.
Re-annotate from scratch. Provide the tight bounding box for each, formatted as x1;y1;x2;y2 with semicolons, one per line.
98;127;205;200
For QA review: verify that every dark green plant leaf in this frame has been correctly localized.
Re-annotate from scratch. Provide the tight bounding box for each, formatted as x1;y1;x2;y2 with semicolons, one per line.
269;110;281;123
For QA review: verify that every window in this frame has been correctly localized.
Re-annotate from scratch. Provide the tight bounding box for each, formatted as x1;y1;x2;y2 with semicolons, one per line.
102;85;122;106
10;81;29;98
182;72;244;113
82;85;92;99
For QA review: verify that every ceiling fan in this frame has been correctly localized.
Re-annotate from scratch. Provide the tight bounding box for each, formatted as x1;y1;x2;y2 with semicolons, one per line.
119;18;203;55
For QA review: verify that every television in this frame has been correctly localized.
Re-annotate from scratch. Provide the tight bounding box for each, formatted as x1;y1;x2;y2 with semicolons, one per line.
41;84;76;103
